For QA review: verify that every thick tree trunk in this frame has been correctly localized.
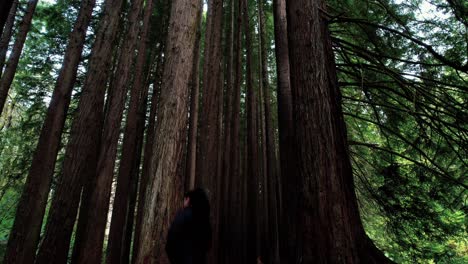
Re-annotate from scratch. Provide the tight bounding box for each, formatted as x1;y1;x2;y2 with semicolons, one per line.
227;0;242;261
34;0;124;262
196;0;224;188
0;0;18;76
131;56;163;264
257;1;281;263
272;0;295;262
219;0;235;262
0;0;38;115
285;0;393;263
196;0;224;261
133;0;202;262
0;0;14;36
71;0;144;262
130;2;171;260
104;0;153;262
185;3;203;191
242;0;258;262
2;1;95;263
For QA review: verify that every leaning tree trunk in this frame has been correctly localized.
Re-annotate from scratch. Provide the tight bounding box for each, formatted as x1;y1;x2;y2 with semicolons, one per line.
0;0;39;116
285;0;393;263
104;0;153;262
70;0;144;262
0;0;14;36
34;0;124;262
3;1;95;263
0;0;18;76
133;0;202;262
242;0;258;262
130;1;171;260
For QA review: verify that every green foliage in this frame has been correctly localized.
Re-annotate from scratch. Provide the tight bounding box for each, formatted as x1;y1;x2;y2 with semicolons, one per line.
329;0;467;262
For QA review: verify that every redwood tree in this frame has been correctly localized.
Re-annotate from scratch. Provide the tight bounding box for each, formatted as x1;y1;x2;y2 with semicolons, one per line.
34;0;125;262
3;0;96;262
285;0;392;262
133;0;202;262
70;0;144;262
242;0;259;262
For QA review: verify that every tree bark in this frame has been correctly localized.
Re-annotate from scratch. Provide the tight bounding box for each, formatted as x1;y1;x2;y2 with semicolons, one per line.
285;0;393;263
0;0;14;36
133;0;202;262
272;0;295;262
242;0;258;262
34;0;124;262
0;0;18;76
3;1;95;263
104;0;153;262
70;0;144;262
0;0;39;115
219;0;235;262
257;1;281;263
226;0;242;261
195;0;224;261
185;3;203;191
130;1;171;260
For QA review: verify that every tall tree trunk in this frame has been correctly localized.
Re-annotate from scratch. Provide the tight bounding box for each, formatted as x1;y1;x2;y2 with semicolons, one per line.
3;1;95;263
0;0;39;115
257;1;281;262
0;0;18;76
257;81;269;264
185;2;203;191
286;0;393;263
130;59;162;264
227;0;242;261
130;1;171;260
120;100;147;262
242;0;258;262
196;0;224;261
133;0;202;262
130;46;166;264
104;0;153;262
272;0;294;261
219;0;235;262
196;0;224;189
34;0;125;262
0;0;14;36
71;0;144;262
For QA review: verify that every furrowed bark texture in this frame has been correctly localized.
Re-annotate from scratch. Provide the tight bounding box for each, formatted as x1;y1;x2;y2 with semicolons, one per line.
131;1;171;260
286;0;393;263
71;0;144;262
185;2;203;191
105;0;154;262
35;0;124;262
3;1;95;263
133;0;202;262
